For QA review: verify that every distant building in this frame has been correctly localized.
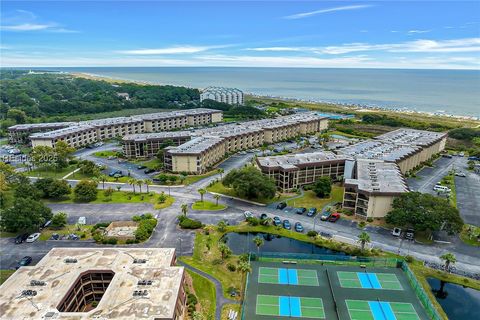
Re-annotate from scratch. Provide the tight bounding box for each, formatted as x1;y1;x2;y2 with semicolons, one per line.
116;92;130;100
200;86;244;105
0;247;186;320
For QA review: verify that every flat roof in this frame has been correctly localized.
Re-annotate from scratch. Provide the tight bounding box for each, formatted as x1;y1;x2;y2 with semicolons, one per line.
29;125;95;139
375;128;447;147
345;159;408;195
137;108;222;121
0;248;183;320
8;122;75;131
166;136;224;155
337;140;421;163
201;86;243;94
123;131;192;142
82;116;143;127
257;151;349;171
193;124;264;138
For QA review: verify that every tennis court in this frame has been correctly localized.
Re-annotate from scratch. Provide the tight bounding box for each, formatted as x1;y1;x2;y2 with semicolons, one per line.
256;295;325;318
346;300;421;320
338;271;403;290
258;267;319;286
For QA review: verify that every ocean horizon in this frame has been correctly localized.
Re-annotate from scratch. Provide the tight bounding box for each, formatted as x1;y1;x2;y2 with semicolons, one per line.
28;67;480;118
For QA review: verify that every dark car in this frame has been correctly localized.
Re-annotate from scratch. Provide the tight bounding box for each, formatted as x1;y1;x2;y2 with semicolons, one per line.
294;222;304;232
276;202;287;210
296;207;307;215
283;219;291;230
468;156;480;161
144;168;155;174
328;213;340;222
14;233;29;244
273;216;282;226
50;233;60;240
137;165;147;170
260;213;268;220
307;207;317;217
108;170;123;177
16;256;32;269
442;154;453;158
404;228;415;240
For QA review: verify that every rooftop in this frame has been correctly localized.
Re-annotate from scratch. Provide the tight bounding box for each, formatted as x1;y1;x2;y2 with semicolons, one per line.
166;136;224;154
257;151;349;170
30;125;95;139
0;248;183;320
192;124;264;138
201;86;243;94
8;122;75;131
345;159;408;194
375;128;447;147
337;140;421;163
123;131;192;142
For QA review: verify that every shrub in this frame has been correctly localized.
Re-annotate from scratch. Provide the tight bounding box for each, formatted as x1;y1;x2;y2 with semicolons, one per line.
404;255;414;263
307;230;318;237
246;217;260;226
92;222;110;231
135;218;158;241
74;180;98;202
366;217;373;223
102;237;117;245
51;212;67;229
227;263;236;272
179;218;203;229
358;221;366;228
212;258;223;265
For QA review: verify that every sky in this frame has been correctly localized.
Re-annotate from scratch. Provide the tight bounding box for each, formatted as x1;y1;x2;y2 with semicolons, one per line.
1;1;479;69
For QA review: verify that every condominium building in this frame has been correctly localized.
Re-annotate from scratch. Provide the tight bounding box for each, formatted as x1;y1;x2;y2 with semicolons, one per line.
14;108;223;148
164;137;226;173
8;122;75;144
0;248;186;320
256;151;350;192
343;160;408;218
123;131;193;159
200;87;244;105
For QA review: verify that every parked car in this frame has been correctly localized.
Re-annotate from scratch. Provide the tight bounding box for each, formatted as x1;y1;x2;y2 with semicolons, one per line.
50;233;60;240
16;256;33;269
328;213;340;222
14;233;29;244
455;172;466;177
467;156;480;161
276;202;287;210
296;207;307;215
307;207;317;217
144;168;155;174
433;185;451;193
442;154;453;158
320;211;332;221
260;213;268;220
137;165;147;170
283;219;291;230
244;211;253;219
78;217;86;225
459;152;465;157
108;170;123;177
294;222;304;233
26;233;41;243
118;158;127;163
107;155;117;160
273;216;282;226
404;228;415;240
392;227;402;237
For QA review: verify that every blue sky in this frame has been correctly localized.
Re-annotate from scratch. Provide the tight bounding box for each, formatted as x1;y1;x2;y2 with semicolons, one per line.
1;1;479;69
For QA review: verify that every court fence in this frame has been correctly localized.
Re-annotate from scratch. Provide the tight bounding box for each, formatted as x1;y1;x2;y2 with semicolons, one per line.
400;262;442;320
252;251;399;268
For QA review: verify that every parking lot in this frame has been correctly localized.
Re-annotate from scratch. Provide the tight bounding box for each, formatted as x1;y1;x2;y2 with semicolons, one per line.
455;169;480;226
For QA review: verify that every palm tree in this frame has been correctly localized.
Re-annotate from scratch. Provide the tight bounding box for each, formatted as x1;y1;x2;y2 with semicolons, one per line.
357;231;371;252
127;178;136;193
238;261;251;274
99;174;108;190
217;220;227;232
440;253;456;272
218;242;232;260
136;179;143;193
198;188;206;202
144;179;152;193
213;194;221;206
179;173;187;185
181;203;188;216
217;168;224;179
253;236;264;255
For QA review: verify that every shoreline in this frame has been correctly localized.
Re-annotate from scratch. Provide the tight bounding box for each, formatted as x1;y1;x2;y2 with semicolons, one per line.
71;71;480;122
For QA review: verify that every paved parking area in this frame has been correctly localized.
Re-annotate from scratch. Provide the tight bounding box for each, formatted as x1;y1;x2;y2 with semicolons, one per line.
407;157;458;194
455;170;480;226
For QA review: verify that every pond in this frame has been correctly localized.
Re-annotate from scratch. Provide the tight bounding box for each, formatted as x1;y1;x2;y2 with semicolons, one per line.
222;232;349;256
427;277;480;319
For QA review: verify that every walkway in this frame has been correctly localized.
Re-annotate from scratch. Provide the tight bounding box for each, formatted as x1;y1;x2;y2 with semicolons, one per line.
178;261;239;320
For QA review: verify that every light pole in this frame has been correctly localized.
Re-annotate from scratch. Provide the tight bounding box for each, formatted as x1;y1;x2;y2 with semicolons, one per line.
178;237;182;255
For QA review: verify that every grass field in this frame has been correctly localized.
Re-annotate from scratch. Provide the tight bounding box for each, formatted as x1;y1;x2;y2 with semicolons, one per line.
221;304;241;320
207;181;291;205
287;186;344;211
0;270;15;285
93;150;119;158
192;200;227;211
460;224;480;246
187;269;216;319
39;224;94;241
27;165;77;179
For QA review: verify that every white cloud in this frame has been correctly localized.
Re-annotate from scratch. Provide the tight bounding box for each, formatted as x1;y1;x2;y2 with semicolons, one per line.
283;5;372;20
245;47;304;52
118;45;226;55
407;30;431;35
0;10;77;33
1;23;54;31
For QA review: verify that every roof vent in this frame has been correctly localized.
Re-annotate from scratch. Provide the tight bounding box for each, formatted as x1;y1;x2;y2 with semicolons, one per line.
133;259;147;264
133;290;149;297
64;258;78;264
30;280;46;286
137;280;153;286
22;290;37;296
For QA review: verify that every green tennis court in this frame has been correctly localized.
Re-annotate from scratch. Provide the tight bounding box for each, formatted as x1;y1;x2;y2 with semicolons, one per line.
258;267;319;286
346;300;420;320
338;271;403;290
256;294;325;318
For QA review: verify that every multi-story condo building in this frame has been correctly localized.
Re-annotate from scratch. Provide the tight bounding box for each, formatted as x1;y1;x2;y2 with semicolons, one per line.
256;151;350;192
8;122;75;144
343;159;409;219
164;137;226;173
0;248;186;320
123;131;193;159
14;108;223;148
200;87;244;105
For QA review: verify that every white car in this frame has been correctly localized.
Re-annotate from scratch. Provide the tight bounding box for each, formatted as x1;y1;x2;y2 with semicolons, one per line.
78;217;86;225
433;185;451;193
243;211;253;219
26;233;41;243
455;172;466;177
392;227;402;237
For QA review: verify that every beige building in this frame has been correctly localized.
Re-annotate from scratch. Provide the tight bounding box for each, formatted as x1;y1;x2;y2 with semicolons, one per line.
343;160;409;219
23;108;223;149
8;122;75;144
200;87;244;105
256;151;350;192
164;137;226;173
0;247;186;320
122;131;193;159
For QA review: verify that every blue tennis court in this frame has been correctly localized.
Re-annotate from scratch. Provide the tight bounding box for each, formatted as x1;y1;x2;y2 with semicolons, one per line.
346;300;420;320
338;272;403;290
256;295;325;318
258;267;319;286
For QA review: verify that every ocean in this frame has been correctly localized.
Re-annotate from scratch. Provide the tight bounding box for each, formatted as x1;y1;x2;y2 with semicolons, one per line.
54;67;479;117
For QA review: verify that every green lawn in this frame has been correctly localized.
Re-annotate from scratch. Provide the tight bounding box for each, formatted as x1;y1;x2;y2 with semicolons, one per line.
27;165;77;179
206;181;291;205
93;150;119;158
286;186;344;210
192;200;227;211
39;224;94;241
460;224;480;246
187;270;216;319
154;170;219;186
0;270;15;285
153;195;175;210
0;231;17;238
221;304;241;320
